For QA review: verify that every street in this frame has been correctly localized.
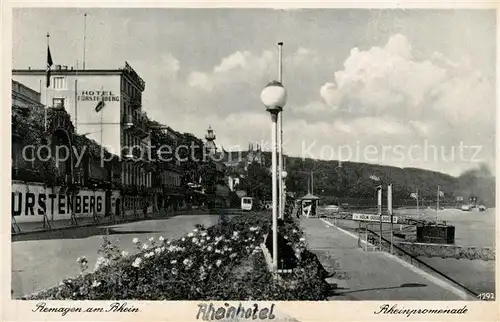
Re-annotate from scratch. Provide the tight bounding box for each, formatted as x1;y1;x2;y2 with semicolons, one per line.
12;213;225;298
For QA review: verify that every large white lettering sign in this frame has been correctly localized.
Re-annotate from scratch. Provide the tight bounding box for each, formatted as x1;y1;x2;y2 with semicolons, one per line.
77;90;120;102
12;182;106;223
352;213;398;224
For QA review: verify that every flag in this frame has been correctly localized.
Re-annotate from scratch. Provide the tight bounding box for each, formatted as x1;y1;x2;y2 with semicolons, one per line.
46;45;53;88
369;174;380;181
95;99;105;112
410;192;418;199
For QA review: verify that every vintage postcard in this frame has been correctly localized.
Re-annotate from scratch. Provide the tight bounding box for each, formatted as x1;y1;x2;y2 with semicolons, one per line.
2;1;499;321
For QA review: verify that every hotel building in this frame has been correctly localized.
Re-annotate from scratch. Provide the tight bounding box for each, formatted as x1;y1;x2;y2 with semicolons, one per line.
13;62;153;214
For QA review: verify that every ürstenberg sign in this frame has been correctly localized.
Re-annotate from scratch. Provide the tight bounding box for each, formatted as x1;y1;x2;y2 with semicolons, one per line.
352;213;398;224
12;182;106;223
77;90;120;102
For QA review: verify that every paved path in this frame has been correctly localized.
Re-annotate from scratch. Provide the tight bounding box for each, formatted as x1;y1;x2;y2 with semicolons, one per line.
300;218;473;301
12;213;225;298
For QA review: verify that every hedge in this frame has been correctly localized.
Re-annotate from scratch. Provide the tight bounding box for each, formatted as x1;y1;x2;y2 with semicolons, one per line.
22;213;332;300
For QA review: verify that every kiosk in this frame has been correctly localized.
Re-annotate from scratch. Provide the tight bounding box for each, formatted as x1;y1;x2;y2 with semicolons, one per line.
299;193;320;218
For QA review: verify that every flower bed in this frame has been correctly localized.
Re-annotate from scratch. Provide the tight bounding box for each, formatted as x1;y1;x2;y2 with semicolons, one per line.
23;213;331;300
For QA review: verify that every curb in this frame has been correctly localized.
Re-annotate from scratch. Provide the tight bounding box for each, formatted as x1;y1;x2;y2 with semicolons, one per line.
12;210;205;236
12;209;248;237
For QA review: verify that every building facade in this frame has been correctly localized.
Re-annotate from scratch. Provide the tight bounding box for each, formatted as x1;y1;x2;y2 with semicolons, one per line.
12;80;44;109
13;62;153;215
11;80;122;225
12;80;44;177
152;125;185;212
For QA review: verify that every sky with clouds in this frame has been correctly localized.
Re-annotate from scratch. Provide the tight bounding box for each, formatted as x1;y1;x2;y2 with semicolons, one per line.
12;8;496;177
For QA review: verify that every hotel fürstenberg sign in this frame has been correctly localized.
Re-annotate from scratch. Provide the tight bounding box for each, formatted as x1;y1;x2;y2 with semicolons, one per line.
77;90;120;102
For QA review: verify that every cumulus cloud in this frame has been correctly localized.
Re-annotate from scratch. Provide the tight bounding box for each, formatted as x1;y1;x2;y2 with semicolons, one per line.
333;35;447;117
320;82;341;107
186;47;331;95
277;33;494;173
188;72;214;92
188;50;275;93
162;53;180;74
311;33;494;135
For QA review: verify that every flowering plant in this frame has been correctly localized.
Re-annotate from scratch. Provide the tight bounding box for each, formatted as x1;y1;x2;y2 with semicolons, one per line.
23;213;331;300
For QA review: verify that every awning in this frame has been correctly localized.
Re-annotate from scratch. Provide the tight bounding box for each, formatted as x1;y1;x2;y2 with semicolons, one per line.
299;193;320;200
162;186;186;196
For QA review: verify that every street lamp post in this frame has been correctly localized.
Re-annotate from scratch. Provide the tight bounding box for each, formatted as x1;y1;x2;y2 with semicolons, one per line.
376;185;382;251
388;184;393;254
277;42;284;220
282;170;287;218
260;80;287;275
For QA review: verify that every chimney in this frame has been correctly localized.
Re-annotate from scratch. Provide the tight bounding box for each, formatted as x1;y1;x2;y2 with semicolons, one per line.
28;66;31;70
70;66;74;70
55;65;62;70
62;65;68;70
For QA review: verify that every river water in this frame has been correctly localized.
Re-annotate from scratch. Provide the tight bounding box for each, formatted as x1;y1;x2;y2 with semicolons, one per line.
411;207;495;295
332;207;496;295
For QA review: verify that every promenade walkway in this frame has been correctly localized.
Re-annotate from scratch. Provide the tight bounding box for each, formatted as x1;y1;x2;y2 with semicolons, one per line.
300;218;474;301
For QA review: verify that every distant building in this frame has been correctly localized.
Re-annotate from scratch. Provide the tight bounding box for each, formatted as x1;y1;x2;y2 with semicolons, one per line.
202;126;227;184
12;80;44;110
221;143;265;169
205;125;217;156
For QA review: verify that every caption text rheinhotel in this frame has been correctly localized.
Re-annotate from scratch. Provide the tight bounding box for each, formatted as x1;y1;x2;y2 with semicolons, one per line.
29;302;471;319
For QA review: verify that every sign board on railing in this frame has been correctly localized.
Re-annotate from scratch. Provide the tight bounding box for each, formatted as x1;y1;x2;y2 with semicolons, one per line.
352;213;398;224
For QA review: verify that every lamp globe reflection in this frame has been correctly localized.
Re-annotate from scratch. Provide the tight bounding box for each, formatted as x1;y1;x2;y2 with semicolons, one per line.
260;80;287;114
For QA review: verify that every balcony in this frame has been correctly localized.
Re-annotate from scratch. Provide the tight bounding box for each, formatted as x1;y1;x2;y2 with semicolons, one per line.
130;96;142;109
122;114;149;138
121;146;142;160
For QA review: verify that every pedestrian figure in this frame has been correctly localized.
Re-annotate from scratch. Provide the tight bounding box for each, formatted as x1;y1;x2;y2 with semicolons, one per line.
143;199;149;218
218;197;229;225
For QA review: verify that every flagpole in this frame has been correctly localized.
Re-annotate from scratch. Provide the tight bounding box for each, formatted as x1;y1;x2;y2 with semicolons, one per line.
311;170;314;195
83;13;87;70
100;86;104;145
75;60;79;133
436;185;440;223
416;188;419;215
44;33;50;132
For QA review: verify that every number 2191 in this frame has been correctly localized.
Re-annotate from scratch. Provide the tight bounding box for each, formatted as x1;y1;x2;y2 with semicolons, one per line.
478;293;495;300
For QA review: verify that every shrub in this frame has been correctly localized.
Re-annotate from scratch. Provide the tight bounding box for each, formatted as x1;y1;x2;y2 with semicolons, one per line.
23;213;331;301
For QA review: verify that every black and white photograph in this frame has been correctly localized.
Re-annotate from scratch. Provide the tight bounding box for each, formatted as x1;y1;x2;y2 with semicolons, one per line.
4;3;499;321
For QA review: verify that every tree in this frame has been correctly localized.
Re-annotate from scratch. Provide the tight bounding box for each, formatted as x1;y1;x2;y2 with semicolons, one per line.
239;162;271;200
178;133;205;186
200;160;218;195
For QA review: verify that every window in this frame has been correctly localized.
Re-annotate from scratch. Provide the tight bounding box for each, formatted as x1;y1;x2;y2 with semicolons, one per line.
52;76;67;90
52;97;65;109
